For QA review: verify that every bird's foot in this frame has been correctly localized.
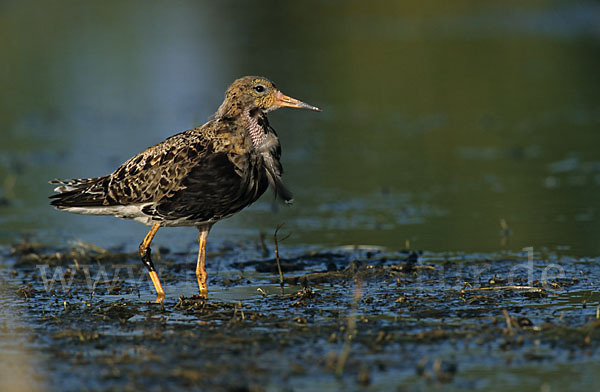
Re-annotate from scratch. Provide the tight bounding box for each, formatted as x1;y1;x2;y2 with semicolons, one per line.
155;292;165;303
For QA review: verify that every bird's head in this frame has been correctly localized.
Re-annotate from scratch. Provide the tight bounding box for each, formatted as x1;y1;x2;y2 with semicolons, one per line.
217;76;321;118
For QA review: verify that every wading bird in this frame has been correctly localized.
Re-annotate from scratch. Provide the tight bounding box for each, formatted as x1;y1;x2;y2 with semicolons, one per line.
50;76;321;302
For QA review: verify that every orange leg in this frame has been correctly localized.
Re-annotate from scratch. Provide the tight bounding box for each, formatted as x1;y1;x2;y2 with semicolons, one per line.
139;222;165;303
196;224;212;297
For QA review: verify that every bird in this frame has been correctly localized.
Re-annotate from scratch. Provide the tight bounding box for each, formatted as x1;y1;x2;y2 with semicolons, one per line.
49;76;321;302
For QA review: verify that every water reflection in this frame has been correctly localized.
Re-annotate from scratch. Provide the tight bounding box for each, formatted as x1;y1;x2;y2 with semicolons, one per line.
1;0;599;255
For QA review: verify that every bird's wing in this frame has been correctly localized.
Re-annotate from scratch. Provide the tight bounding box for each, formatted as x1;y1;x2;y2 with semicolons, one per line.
50;120;272;222
150;149;264;222
148;121;268;222
259;124;293;203
50;129;211;208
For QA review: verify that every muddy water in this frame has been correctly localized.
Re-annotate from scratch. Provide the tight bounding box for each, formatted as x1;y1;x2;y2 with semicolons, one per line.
1;0;600;391
2;242;600;391
1;1;600;255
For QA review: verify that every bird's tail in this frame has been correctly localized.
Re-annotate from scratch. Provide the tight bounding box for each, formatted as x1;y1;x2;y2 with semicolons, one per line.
49;176;109;208
50;177;101;193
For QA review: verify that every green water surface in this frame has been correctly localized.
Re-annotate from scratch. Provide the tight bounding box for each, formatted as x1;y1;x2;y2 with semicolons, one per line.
1;0;599;255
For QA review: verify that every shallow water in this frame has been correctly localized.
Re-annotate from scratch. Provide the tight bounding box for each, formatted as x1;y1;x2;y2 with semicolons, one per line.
2;242;600;391
1;0;600;256
1;1;600;391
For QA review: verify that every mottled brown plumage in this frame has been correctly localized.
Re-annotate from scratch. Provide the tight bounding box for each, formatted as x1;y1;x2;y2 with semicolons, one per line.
50;76;320;302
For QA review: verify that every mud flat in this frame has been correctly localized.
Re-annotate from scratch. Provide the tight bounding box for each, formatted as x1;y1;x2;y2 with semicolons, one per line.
1;240;599;391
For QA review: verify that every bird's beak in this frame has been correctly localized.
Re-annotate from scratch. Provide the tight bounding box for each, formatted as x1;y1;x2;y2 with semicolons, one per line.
275;91;322;112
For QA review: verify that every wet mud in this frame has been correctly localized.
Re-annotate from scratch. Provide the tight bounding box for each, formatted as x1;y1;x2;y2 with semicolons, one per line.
1;240;599;391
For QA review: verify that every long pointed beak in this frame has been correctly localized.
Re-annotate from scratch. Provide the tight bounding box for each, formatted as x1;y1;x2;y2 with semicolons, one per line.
275;91;322;112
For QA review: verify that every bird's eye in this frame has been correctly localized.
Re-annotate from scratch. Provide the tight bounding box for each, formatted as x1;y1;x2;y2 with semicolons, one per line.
254;85;265;93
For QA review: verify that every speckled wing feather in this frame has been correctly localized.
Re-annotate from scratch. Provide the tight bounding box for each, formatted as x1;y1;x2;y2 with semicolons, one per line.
51;128;212;208
50;119;271;224
152;146;267;222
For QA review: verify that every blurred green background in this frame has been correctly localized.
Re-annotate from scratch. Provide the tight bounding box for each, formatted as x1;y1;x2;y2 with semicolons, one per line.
1;0;599;255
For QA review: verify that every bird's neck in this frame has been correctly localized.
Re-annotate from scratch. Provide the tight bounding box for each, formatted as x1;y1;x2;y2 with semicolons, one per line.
215;98;239;119
244;108;268;148
215;102;269;148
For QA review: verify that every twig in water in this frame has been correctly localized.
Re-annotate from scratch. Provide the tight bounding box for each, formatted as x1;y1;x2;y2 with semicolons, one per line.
258;231;269;257
336;279;363;377
502;309;514;335
232;301;245;322
274;223;291;290
257;287;267;298
462;285;544;294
